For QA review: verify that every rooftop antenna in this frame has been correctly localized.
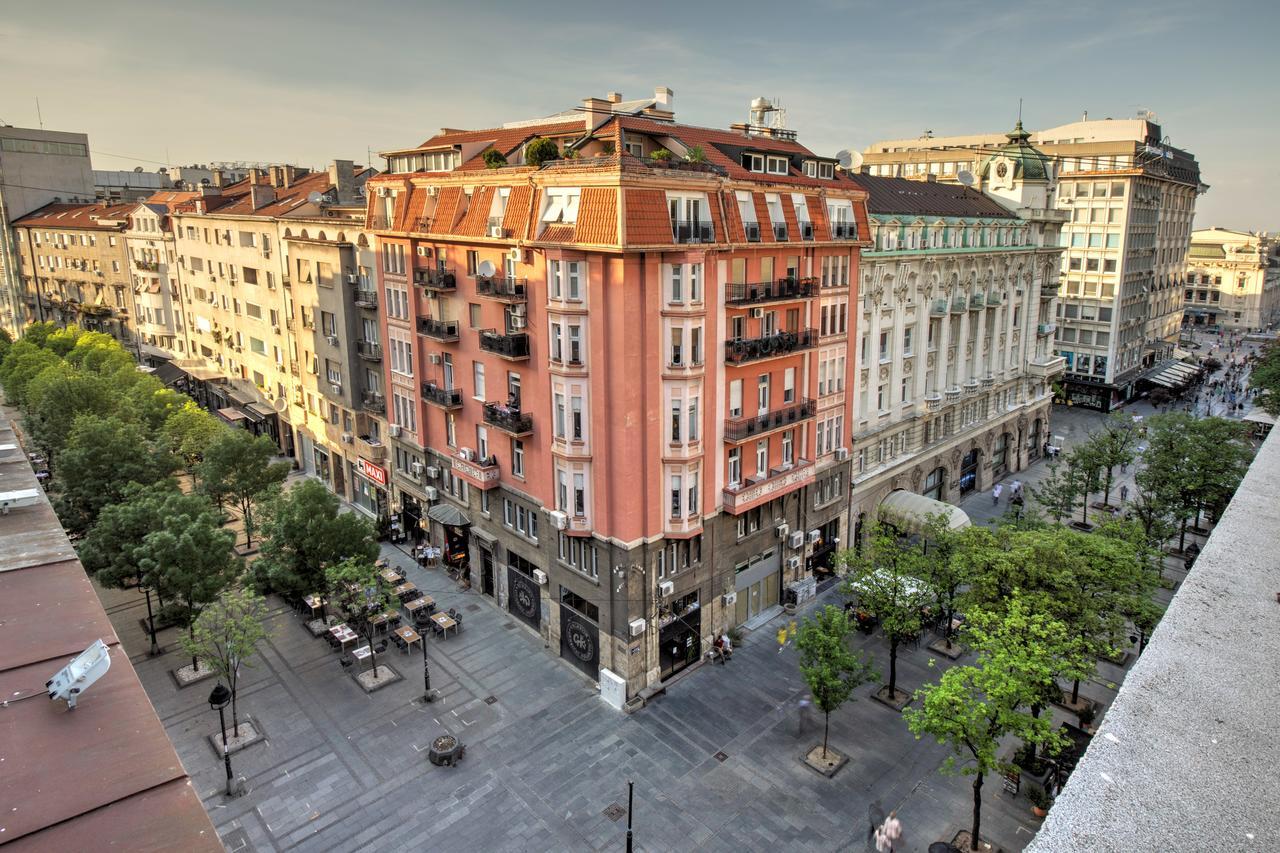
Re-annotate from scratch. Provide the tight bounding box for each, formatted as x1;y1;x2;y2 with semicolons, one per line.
1018;98;1023;124
35;98;43;129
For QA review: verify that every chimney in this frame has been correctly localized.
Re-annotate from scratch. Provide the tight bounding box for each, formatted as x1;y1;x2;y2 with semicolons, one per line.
654;86;673;107
211;169;225;188
582;96;612;130
642;86;675;121
268;166;285;188
607;92;622;103
249;184;276;210
328;160;356;203
283;165;301;187
198;184;221;197
248;167;263;185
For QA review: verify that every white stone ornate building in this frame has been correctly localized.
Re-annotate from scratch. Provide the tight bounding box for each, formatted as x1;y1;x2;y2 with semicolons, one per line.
846;127;1066;543
1183;228;1280;331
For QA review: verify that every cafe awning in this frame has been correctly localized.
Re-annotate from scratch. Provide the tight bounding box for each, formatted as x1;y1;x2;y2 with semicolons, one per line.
427;503;471;527
216;406;248;423
878;490;971;532
151;360;187;386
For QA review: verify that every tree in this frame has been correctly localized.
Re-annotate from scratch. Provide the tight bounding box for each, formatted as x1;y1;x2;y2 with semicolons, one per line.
1030;456;1080;524
1249;342;1280;416
162;401;225;484
179;588;269;732
44;325;85;357
1071;443;1105;527
523;137;560;168
79;481;183;654
917;513;969;651
53;414;175;534
1088;413;1139;506
18;320;59;349
837;520;928;703
482;149;508;169
24;366;118;465
136;493;241;671
795;605;879;758
325;557;398;679
198;430;290;548
0;339;61;408
253;480;379;599
0;327;12;363
907;618;1065;851
122;373;190;438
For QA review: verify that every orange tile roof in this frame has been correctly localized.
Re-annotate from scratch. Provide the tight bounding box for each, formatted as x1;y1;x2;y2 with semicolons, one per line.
810;198;832;241
178;169;373;219
622;189;672;245
502;184;534;239
780;194;801;240
721;190;747;243
575;188;617;245
750;193;775;242
455;186;495;237
14;202;134;230
432;186;465;234
401;186;429;231
538;223;576;243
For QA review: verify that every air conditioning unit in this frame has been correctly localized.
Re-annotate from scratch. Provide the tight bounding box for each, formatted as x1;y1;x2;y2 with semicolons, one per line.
788;530;805;549
489;224;504;237
411;460;425;475
424;485;438;500
807;530;820;544
787;555;802;570
272;325;281;335
629;618;646;637
549;510;569;530
416;246;431;257
775;522;789;539
388;424;402;437
341;433;354;444
510;303;526;317
509;315;525;330
425;465;440;479
507;248;522;262
532;569;548;586
722;592;738;607
750;307;764;319
326;334;339;346
427;186;439;197
428;353;442;364
345;273;358;284
659;580;674;597
834;447;850;462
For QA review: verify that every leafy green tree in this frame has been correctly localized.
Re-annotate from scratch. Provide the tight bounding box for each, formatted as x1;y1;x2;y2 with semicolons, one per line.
0;327;12;363
198;430;290;548
79;481;183;654
1088;413;1139;505
24;366;118;465
121;373;189;437
795;605;879;758
53;414;175;534
1071;443;1105;526
482;149;508;169
905;607;1064;852
523;137;560;167
44;325;85;357
325;557;398;678
1249;342;1280;416
64;331;133;374
1139;414;1250;549
838;520;928;703
19;320;59;349
162;401;225;483
136;493;241;670
1030;456;1080;524
253;479;379;599
179;588;269;731
917;513;969;651
0;339;61;407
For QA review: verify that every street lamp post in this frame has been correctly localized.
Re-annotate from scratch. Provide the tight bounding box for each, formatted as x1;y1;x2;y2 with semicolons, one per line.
421;626;436;703
139;572;160;657
208;683;236;797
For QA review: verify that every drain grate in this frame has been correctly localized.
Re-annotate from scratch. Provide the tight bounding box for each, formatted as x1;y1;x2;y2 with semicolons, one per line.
714;751;729;762
602;802;626;822
484;695;498;705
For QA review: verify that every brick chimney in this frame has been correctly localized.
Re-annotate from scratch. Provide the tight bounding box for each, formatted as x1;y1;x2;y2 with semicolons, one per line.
248;167;263;185
249;184;276;210
327;160;356;204
268;166;285;188
283;165;301;187
211;169;225;188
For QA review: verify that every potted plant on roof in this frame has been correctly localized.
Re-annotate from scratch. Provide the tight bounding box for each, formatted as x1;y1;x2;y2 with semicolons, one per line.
1026;784;1051;818
684;145;707;164
483;150;507;169
523;137;560;168
650;148;673;162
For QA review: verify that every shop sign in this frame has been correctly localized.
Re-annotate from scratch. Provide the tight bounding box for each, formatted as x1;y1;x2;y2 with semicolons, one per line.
358;457;387;487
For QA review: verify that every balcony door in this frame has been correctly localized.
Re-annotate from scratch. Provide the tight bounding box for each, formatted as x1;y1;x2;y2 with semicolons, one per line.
757;374;770;416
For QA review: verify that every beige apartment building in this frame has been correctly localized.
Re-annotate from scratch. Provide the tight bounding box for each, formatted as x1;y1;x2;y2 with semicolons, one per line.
124;190;202;362
863;116;1204;411
845;125;1065;541
1183;228;1280;331
11;202;137;343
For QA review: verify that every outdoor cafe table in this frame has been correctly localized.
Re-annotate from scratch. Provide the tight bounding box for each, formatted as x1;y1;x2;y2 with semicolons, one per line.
394;581;418;598
430;612;458;637
369;610;399;628
351;645;372;661
379;567;403;585
329;624;358;649
394;626;422;650
304;594;323;612
404;595;435;613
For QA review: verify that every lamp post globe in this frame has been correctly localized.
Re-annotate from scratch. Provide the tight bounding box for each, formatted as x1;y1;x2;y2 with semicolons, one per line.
207;682;236;797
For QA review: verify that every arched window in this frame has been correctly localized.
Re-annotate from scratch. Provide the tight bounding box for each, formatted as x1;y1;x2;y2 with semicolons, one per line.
317;231;327;241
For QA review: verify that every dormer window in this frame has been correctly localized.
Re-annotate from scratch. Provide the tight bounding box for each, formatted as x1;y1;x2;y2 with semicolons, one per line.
741;153;765;173
803;161;817;178
541;188;581;224
818;163;835;180
766;156;789;175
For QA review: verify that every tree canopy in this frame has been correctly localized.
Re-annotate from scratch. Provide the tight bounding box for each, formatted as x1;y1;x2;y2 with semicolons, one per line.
53;414;176;534
198;429;290;547
179;588;269;729
253;479;379;596
796;605;879;757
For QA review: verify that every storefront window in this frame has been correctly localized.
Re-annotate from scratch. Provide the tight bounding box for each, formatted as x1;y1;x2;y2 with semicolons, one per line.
350;461;381;515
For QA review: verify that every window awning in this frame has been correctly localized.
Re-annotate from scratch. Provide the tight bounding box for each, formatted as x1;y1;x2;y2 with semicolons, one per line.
427;502;470;527
216;406;248;423
1243;410;1276;426
244;402;274;422
878;490;971;532
151;361;186;386
472;528;497;547
1145;372;1179;389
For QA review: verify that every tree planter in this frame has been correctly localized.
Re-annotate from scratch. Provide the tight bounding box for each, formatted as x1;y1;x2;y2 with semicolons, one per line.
171;661;216;688
1069;521;1095;532
802;745;847;778
354;665;401;693
206;717;265;756
872;685;913;711
927;638;965;660
1031;805;1047;818
952;829;1004;852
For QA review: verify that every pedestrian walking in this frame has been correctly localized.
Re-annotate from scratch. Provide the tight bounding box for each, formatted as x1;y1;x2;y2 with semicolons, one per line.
883;811;902;850
873;826;892;853
992;484;1002;505
1120;484;1129;502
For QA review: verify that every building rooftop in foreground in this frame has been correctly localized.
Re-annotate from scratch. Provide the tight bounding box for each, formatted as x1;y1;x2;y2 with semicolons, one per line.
1028;430;1280;850
0;410;220;851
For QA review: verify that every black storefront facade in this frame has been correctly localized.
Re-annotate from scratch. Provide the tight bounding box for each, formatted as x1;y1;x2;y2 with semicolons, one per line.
557;587;600;681
658;591;701;680
506;554;541;633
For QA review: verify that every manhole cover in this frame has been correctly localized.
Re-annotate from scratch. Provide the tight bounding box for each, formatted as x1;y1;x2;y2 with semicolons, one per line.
602;802;626;822
466;604;481;612
484;695;497;705
714;751;728;762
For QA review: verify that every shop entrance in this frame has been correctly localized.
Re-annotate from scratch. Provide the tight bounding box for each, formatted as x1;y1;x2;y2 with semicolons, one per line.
958;449;980;495
658;592;701;680
734;549;781;627
506;556;541;632
558;587;600;681
480;550;495;597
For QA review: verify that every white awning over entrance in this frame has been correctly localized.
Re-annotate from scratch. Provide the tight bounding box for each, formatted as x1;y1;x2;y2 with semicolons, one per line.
878;490;971;532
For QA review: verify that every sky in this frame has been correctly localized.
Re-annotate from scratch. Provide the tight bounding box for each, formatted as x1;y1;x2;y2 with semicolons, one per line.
2;0;1276;229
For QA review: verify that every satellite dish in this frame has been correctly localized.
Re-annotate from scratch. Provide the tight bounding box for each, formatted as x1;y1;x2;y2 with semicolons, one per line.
835;150;864;170
477;259;497;277
957;170;975;187
307;191;324;204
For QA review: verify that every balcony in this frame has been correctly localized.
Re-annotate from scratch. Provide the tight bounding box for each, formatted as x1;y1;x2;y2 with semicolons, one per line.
725;277;816;306
968;293;985;310
772;222;789;242
1037;323;1058;337
353;289;378;309
418;317;460;342
744;222;761;243
1026;355;1067;379
924;393;943;412
422;381;463;409
723;459;815;515
356;434;386;462
725;329;816;365
135;259;159;272
361;391;386;415
474;275;527;302
356;340;382;361
951;295;968;313
830;222;857;240
724;399;816;443
451;451;500;490
670;219;714;244
930;298;947;316
414;269;456;291
478;329;530;360
482;401;533;436
800;222;815;241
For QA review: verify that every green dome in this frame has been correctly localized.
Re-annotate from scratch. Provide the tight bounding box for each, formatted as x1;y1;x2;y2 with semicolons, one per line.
980;121;1051;182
